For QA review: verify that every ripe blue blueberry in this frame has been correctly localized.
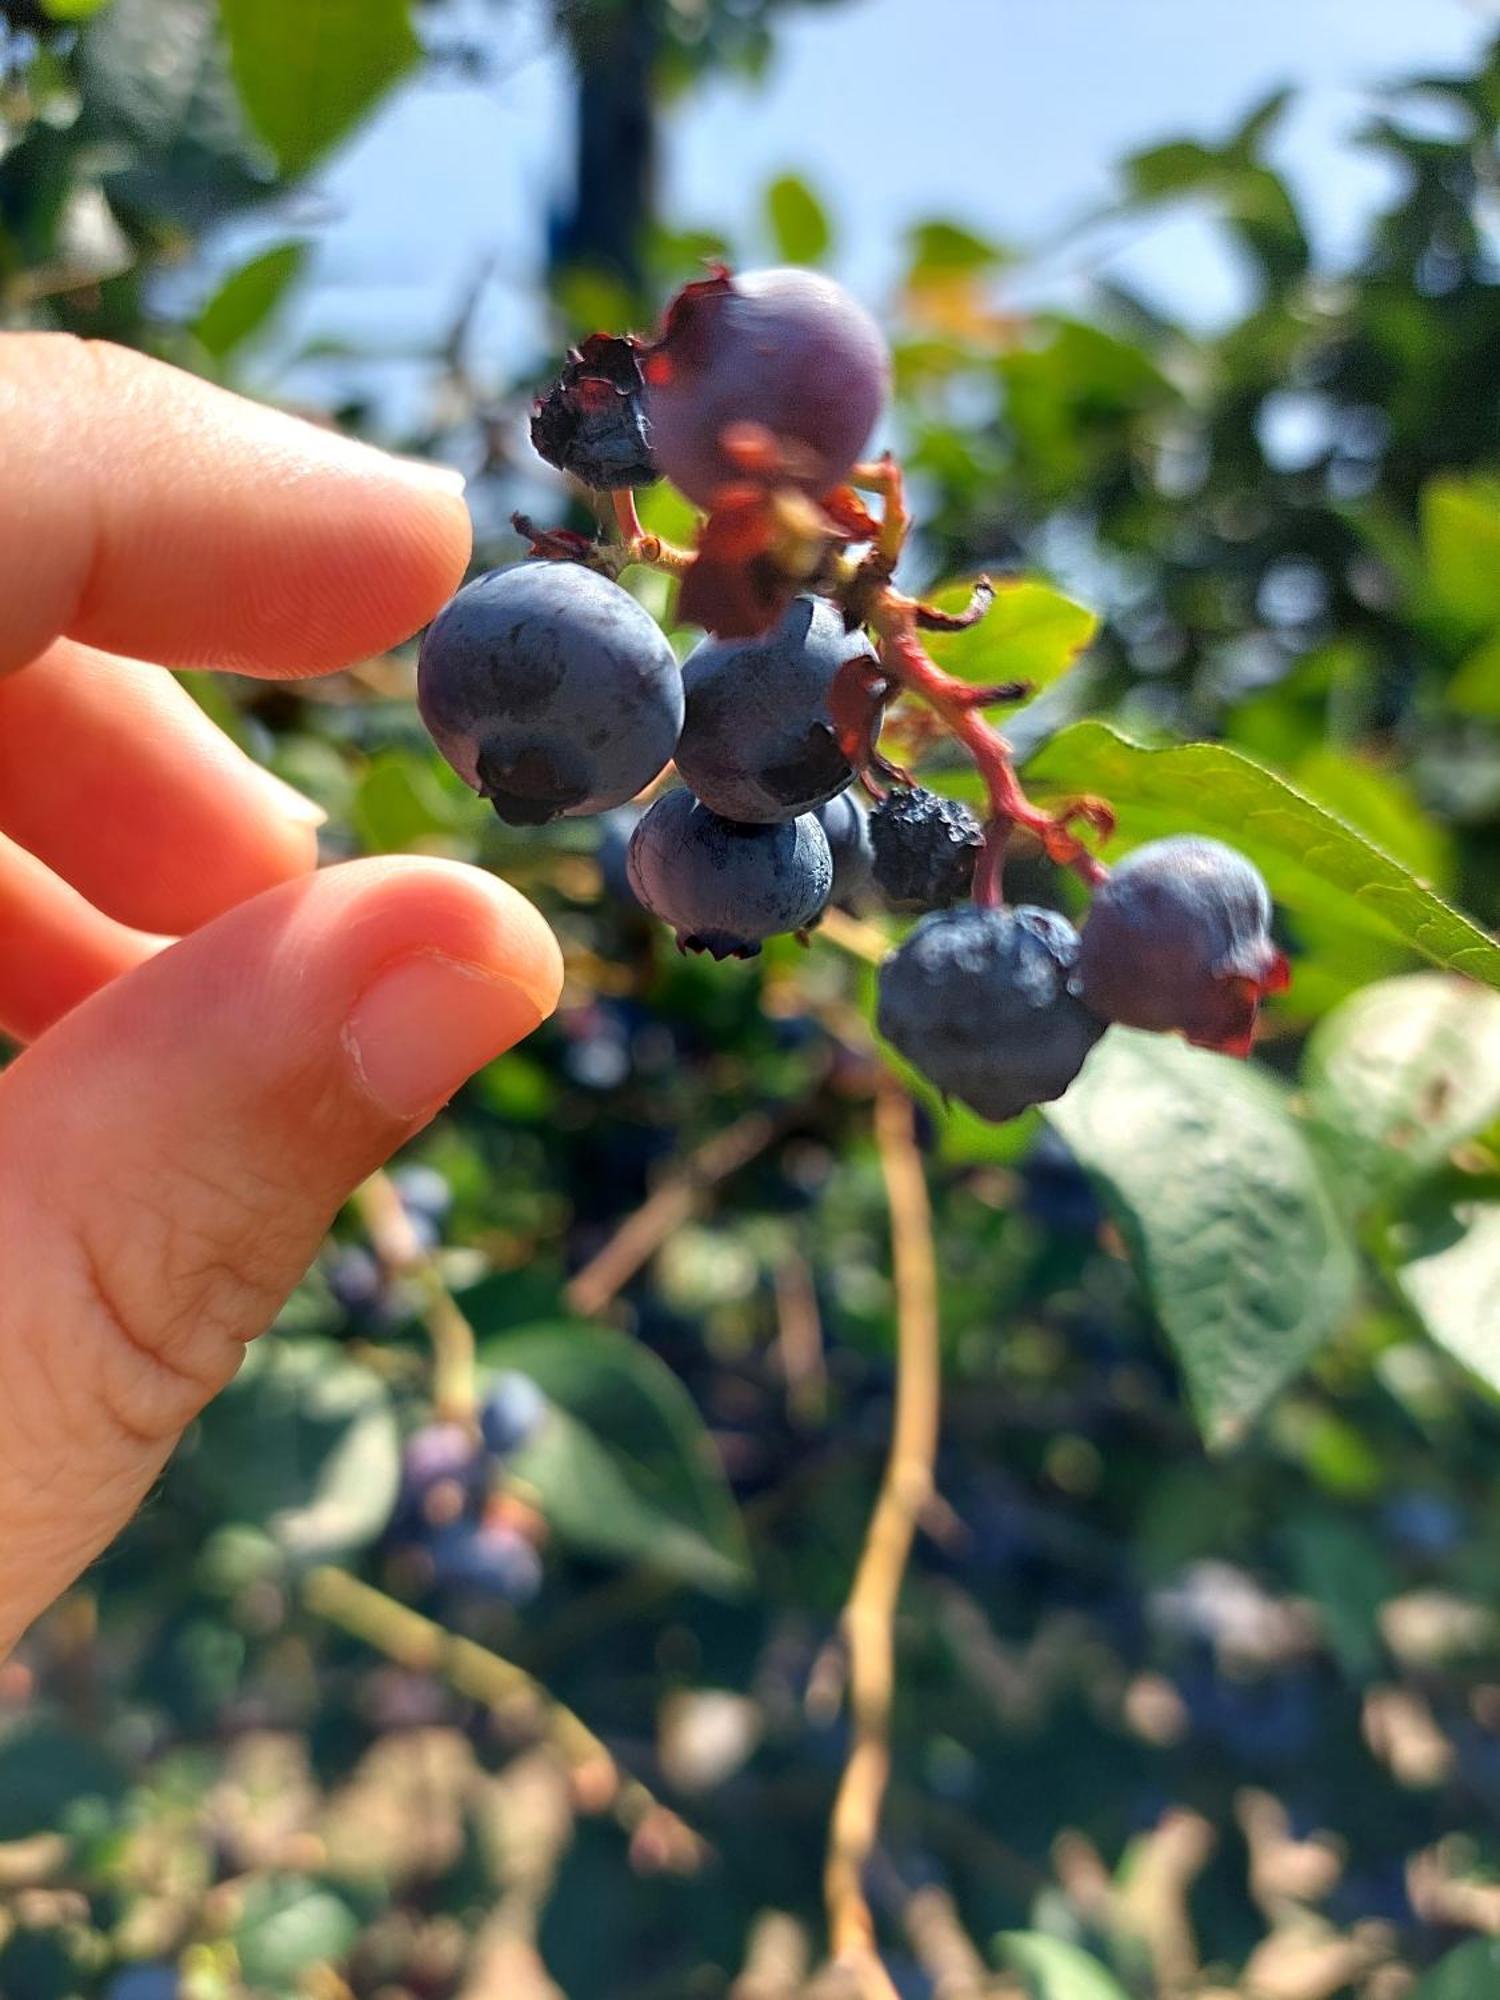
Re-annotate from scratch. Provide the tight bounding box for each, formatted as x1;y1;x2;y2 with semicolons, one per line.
395;1422;485;1531
326;1243;387;1323
876;905;1104;1123
674;596;874;822
430;1520;544;1603
815;789;876;909
1076;836;1288;1055
418;561;683;826
626;789;833;959
105;1971;179;2000
869;786;985;911
479;1371;548;1458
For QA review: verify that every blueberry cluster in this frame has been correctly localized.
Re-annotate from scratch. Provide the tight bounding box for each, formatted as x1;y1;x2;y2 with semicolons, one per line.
877;836;1288;1121
416;263;1291;1125
388;1373;549;1605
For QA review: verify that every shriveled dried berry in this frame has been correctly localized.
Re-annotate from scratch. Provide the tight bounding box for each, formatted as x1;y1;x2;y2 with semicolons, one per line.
869;786;985;910
530;332;658;489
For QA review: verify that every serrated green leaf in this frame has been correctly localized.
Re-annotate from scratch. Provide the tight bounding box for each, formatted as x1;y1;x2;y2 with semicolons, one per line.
1025;723;1500;989
764;174;830;264
1303;973;1500;1207
479;1325;751;1593
1048;1032;1359;1447
196;240;306;357
997;1931;1130;2000
218;0;419;177
1397;1198;1500;1393
923;578;1098;693
1413;1938;1500;1998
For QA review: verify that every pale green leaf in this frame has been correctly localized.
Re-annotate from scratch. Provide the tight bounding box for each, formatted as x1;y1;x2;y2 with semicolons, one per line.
196;241;307;358
1303;973;1500;1207
1421;475;1500;629
1048;1032;1359;1447
218;0;419;176
764;175;831;264
923;579;1098;694
997;1932;1130;2000
1397;1199;1500;1393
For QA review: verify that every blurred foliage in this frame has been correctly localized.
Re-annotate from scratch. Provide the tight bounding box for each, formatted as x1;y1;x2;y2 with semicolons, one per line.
6;4;1500;1998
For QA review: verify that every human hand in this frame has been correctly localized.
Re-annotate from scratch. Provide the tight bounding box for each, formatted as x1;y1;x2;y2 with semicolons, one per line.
0;337;563;1658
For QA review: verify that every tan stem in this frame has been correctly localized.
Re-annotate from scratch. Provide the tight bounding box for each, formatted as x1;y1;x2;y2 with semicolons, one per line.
355;1171;479;1425
823;1079;942;1992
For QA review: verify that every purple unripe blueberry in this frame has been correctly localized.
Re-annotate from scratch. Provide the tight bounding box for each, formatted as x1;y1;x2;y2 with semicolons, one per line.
327;1243;386;1321
876;906;1105;1124
418;562;683;827
674;596;873;822
627;790;832;959
815;789;876;909
1076;836;1289;1057
643;267;890;506
430;1520;544;1602
869;787;985;911
395;1422;486;1531
479;1371;548;1458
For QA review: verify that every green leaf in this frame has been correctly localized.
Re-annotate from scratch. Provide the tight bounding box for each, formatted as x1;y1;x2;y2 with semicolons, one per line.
1048;1032;1359;1448
479;1325;751;1593
1397;1198;1500;1393
997;1932;1130;2000
218;0;419;177
1303;973;1500;1207
1281;1514;1393;1680
180;1340;400;1562
234;1876;360;1988
0;1722;125;1841
764;175;831;264
1421;475;1500;629
40;0;112;19
195;240;306;357
906;219;1005;279
1414;1939;1500;1999
1025;723;1500;989
353;749;467;852
923;578;1098;693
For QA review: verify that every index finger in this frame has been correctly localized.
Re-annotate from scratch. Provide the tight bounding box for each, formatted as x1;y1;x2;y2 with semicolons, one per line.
0;335;472;680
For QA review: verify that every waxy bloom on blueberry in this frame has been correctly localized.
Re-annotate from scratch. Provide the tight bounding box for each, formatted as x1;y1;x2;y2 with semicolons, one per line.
675;595;872;823
418;562;683;827
1076;835;1289;1056
627;789;832;960
877;905;1104;1123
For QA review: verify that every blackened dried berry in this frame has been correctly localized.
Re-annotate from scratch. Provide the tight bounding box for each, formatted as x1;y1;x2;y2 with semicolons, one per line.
530;333;658;490
869;786;985;910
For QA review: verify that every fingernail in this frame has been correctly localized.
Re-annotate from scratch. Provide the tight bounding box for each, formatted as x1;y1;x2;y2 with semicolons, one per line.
251;763;328;828
344;953;546;1119
388;455;468;497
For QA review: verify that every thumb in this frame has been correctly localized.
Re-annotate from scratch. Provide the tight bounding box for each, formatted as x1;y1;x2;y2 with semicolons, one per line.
0;857;562;1653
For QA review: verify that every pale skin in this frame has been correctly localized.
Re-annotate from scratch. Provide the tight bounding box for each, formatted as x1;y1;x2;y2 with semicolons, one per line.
0;336;565;1658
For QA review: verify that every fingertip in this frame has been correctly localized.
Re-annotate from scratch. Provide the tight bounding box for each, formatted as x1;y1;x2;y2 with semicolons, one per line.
332;856;565;1022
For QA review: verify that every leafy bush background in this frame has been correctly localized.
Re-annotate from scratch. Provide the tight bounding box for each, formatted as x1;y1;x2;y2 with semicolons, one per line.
5;3;1500;1995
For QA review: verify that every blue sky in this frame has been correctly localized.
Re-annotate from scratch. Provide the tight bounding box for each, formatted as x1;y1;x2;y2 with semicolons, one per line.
255;0;1497;425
